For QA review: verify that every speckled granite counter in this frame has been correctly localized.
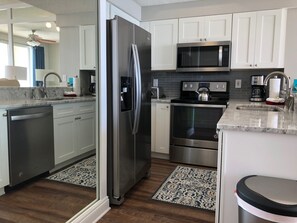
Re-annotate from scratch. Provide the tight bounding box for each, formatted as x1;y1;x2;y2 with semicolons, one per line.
217;99;297;135
0;96;96;109
151;97;174;103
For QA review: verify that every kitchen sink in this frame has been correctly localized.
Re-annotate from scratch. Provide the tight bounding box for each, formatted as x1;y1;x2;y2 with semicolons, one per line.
236;104;284;112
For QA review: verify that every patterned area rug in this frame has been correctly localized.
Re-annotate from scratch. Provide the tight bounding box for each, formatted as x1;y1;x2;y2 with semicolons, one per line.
152;166;217;211
46;155;96;188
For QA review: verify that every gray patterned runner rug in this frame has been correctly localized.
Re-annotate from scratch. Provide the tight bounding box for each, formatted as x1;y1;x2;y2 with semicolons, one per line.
46;155;96;188
152;166;216;211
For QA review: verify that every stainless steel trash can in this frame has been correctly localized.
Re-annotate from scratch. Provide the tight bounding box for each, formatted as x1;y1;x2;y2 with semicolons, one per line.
235;175;297;223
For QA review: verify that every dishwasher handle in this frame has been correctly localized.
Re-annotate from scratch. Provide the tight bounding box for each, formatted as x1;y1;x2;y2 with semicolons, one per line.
10;112;52;121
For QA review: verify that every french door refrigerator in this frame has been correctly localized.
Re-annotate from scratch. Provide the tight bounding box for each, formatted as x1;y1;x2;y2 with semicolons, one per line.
107;16;151;205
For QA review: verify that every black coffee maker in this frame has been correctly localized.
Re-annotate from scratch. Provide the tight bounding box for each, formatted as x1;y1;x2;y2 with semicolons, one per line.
89;83;96;96
250;75;265;102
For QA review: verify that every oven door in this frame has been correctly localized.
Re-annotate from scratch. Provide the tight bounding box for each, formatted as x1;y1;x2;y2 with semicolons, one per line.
170;103;226;149
170;103;226;167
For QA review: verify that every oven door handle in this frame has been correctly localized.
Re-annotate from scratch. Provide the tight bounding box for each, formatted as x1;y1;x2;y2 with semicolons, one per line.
171;103;227;108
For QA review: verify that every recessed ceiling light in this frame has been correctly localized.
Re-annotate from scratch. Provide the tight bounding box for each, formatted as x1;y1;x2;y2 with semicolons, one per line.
46;22;52;28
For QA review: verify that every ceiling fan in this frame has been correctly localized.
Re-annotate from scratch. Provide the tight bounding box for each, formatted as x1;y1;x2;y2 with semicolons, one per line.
27;30;56;47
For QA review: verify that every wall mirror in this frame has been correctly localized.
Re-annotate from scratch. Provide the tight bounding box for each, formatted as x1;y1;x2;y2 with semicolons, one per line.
0;0;98;221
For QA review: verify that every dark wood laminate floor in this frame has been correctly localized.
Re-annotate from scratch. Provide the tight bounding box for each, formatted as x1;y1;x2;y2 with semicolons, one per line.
99;158;216;223
0;179;96;223
0;158;215;223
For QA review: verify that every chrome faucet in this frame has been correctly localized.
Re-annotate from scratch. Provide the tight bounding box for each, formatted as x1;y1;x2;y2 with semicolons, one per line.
264;71;294;111
43;72;62;88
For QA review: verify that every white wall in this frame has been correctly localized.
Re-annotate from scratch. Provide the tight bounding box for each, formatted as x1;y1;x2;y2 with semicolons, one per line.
59;27;79;77
108;0;141;21
142;0;297;21
47;43;60;73
284;8;297;81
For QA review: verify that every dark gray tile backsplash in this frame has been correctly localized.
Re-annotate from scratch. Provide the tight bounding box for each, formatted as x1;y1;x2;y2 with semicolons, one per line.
152;69;283;99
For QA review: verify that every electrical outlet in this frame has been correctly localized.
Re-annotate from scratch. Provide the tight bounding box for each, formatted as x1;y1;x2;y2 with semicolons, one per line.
153;79;158;87
235;79;242;88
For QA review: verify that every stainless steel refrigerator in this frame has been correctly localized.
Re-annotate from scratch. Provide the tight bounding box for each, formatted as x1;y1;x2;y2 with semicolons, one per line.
107;16;151;205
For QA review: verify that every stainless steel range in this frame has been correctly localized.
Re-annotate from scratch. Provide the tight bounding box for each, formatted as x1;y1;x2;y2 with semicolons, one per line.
170;81;229;167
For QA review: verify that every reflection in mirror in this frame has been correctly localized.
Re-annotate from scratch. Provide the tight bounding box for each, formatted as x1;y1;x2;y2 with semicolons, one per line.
0;24;9;78
13;21;60;87
0;1;98;221
0;6;61;87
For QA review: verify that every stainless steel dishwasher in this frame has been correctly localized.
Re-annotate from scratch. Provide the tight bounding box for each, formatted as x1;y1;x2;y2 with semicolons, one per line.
7;106;54;186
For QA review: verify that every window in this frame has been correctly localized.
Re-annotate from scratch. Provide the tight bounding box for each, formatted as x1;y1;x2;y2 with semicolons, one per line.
0;42;8;78
14;44;31;87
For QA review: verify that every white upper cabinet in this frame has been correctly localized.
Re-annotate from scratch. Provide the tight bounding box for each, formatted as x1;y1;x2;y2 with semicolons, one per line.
150;19;178;70
178;14;232;43
79;25;96;70
231;9;287;69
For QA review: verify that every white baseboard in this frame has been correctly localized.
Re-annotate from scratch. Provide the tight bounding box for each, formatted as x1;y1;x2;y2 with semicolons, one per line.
151;152;169;160
0;187;4;196
67;196;110;223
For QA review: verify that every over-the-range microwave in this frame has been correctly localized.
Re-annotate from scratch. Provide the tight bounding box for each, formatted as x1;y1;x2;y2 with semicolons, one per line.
176;41;231;72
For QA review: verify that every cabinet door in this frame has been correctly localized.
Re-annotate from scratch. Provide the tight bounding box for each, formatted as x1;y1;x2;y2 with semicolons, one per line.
155;103;170;154
151;102;156;152
151;19;178;70
0;110;9;191
231;12;257;69
178;17;205;43
79;25;96;70
232;9;286;69
75;112;96;155
54;116;76;165
204;14;232;41
254;9;286;68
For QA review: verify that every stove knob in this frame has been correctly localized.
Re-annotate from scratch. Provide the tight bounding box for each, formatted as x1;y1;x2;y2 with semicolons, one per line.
184;84;188;88
216;84;219;89
190;84;193;88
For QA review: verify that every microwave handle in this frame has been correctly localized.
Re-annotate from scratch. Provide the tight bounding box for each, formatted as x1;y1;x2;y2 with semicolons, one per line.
218;46;223;67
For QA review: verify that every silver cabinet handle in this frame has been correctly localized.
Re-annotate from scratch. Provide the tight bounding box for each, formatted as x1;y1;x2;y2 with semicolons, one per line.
75;117;81;120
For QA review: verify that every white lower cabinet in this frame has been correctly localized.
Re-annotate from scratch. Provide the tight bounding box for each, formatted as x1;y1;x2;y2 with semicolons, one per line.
0;109;9;193
53;102;95;165
151;102;171;154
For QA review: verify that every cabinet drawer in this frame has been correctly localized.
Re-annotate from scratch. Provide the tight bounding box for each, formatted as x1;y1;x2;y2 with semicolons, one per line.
76;102;95;114
53;104;76;118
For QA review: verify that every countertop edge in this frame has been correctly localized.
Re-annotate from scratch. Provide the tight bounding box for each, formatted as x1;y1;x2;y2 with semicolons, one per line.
0;96;96;109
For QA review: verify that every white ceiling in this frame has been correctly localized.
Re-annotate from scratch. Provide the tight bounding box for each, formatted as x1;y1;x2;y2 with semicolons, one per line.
132;0;199;6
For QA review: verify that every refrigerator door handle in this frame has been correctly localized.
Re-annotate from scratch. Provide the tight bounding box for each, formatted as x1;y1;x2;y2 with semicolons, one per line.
131;44;142;134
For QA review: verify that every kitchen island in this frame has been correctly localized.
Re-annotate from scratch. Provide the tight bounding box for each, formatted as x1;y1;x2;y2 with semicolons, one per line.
215;100;297;223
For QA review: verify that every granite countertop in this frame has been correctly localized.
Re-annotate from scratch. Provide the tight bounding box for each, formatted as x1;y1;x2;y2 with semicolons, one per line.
151;97;174;103
0;96;96;109
217;99;297;135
